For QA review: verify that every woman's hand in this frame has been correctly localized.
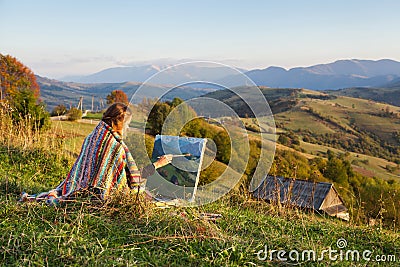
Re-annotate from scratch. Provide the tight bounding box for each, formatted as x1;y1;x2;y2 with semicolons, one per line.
153;154;173;169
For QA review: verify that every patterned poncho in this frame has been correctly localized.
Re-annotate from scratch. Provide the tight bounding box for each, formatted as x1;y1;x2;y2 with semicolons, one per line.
22;121;145;204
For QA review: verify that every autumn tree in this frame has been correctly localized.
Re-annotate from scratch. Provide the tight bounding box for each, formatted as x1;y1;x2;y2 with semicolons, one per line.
0;54;39;100
0;54;49;129
106;90;129;105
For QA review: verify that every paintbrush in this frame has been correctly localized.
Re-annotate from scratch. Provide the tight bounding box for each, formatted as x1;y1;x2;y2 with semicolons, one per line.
157;153;192;159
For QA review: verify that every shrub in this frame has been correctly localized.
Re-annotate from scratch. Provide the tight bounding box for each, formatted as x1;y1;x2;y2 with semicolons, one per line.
244;123;260;133
278;134;290;145
10;89;50;131
67;108;82;121
51;104;67;116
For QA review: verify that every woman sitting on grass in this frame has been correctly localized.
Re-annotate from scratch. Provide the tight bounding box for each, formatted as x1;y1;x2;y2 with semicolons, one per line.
21;103;172;204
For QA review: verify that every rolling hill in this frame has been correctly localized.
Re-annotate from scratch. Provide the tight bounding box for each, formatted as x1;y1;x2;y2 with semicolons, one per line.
204;87;400;181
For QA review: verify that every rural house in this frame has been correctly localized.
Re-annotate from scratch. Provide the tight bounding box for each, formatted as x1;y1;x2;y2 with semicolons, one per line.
253;176;349;221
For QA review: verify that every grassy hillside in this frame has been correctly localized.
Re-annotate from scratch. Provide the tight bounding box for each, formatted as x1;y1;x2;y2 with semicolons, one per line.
208;88;400;180
331;87;400;107
2;86;400;265
277;93;400;164
205;88;400;229
1;107;400;265
1;146;400;266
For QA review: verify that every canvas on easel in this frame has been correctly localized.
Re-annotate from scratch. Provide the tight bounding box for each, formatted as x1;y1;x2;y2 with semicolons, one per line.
146;135;207;203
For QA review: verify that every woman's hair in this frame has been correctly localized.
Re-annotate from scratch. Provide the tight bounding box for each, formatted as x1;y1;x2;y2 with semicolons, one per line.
102;103;130;135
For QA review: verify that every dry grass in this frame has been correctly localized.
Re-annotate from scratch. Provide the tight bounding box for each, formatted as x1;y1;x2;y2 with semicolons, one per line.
0;102;67;157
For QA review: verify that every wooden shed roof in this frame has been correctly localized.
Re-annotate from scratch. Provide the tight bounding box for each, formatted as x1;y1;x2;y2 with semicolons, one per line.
252;176;346;211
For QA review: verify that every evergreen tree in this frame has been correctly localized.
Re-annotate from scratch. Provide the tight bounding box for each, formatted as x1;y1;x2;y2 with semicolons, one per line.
147;102;171;135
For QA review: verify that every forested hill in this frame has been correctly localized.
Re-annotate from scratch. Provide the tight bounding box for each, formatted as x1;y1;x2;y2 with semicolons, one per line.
330;87;400;107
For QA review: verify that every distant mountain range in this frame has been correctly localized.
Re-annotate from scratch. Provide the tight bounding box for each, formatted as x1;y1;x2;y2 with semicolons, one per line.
61;65;163;83
60;59;400;90
241;59;400;90
384;76;400;88
61;64;247;86
38;59;400;111
37;76;216;111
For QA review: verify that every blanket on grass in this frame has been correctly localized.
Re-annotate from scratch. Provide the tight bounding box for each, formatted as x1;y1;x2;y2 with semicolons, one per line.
21;121;144;205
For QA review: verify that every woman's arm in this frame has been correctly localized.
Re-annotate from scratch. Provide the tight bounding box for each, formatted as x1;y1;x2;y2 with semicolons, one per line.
140;154;173;178
152;154;173;169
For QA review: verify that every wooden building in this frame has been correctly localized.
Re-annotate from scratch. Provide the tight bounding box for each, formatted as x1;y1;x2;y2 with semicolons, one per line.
253;176;349;221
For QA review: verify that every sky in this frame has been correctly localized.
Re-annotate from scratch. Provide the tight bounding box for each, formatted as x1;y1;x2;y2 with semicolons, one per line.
1;0;400;78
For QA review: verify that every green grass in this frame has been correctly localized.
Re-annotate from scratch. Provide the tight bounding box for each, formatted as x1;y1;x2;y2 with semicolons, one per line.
350;112;399;144
82;112;103;120
81;110;149;131
275;110;336;134
0;128;399;266
2;102;400;265
1;176;400;266
305;96;400;139
51;120;97;156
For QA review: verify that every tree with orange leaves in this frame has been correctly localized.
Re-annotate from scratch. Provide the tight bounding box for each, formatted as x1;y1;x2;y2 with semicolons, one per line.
106;90;129;105
0;54;49;130
0;54;40;101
